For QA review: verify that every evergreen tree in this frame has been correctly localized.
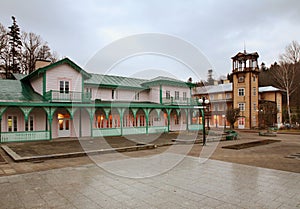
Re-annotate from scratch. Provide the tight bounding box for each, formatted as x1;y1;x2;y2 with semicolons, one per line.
8;16;22;76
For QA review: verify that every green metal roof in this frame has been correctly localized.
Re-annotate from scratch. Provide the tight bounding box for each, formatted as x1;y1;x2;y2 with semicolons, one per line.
85;73;149;90
85;75;194;89
141;76;195;88
0;80;45;102
21;57;91;81
12;73;27;80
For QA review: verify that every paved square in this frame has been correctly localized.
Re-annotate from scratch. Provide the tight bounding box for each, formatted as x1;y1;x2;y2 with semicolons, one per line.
0;155;299;209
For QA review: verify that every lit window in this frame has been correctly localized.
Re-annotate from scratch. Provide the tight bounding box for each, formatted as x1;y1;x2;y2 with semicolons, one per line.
7;116;17;132
238;88;245;96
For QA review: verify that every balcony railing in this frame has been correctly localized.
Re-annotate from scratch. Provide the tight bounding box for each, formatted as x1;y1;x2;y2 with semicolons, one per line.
45;90;91;102
162;97;199;105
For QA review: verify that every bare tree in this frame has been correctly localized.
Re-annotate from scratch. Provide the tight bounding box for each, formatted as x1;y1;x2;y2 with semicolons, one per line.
226;107;240;129
271;41;300;124
280;40;300;64
22;32;42;74
0;23;7;53
22;32;59;74
0;23;10;78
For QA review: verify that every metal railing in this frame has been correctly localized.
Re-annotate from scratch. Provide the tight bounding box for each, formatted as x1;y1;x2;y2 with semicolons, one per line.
162;97;199;105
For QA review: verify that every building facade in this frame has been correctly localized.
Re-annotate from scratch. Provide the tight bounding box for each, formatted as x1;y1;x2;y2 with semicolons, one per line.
195;51;282;129
0;58;206;143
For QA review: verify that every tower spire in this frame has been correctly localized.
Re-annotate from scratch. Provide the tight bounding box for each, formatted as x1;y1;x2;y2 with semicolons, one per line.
244;41;246;53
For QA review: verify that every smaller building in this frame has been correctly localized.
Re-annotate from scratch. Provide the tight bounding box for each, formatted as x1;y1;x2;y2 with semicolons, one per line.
195;50;282;129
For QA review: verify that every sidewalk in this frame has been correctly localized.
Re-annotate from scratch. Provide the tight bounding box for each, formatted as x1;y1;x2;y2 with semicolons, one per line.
0;155;299;209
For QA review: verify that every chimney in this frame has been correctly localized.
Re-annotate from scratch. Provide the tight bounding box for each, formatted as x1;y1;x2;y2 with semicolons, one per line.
35;59;51;70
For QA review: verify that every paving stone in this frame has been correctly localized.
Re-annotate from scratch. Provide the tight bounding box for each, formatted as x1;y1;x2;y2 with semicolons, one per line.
0;155;299;208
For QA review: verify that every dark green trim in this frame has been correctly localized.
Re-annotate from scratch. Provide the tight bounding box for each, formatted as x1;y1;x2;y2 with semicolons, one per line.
82;75;85;101
0;101;200;109
159;85;162;104
21;58;91;81
43;72;46;96
186;109;189;130
79;108;82;138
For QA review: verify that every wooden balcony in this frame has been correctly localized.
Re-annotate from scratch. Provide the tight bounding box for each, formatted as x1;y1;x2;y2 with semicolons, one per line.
44;90;91;102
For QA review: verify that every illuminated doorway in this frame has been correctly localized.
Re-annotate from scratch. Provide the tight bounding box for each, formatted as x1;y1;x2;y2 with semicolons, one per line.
58;113;70;137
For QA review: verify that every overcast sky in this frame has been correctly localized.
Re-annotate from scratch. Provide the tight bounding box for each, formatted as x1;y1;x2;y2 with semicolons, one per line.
1;0;300;81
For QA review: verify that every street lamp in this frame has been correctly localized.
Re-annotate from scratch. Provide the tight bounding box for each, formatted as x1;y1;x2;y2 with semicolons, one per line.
199;97;210;146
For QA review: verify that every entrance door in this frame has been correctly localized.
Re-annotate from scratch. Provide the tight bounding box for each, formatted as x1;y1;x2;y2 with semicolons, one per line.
58;113;71;137
238;117;245;129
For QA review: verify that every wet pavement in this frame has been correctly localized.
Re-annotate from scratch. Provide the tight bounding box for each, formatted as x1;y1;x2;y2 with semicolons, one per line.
0;155;299;209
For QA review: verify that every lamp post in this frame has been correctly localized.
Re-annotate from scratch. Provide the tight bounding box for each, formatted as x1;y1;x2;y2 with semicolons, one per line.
199;97;209;146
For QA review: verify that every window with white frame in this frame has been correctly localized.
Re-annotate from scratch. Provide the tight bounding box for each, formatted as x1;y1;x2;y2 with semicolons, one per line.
166;90;170;99
25;115;34;131
112;89;118;99
253;87;256;96
214;104;219;111
86;87;92;94
59;80;69;93
7;116;17;132
253;103;257;111
135;91;140;101
238;88;245;96
175;91;179;100
183;92;187;100
238;103;245;111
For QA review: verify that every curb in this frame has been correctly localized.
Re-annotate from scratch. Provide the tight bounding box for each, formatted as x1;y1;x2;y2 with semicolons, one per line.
1;144;156;162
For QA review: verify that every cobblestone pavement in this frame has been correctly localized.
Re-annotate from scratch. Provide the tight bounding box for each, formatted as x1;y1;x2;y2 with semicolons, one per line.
0;155;299;209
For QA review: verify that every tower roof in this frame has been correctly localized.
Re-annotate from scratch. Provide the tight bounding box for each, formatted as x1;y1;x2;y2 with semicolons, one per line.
231;51;259;60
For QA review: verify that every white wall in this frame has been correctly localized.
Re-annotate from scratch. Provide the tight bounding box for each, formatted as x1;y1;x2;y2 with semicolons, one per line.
162;85;190;99
86;86;150;102
46;64;82;92
30;76;43;96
